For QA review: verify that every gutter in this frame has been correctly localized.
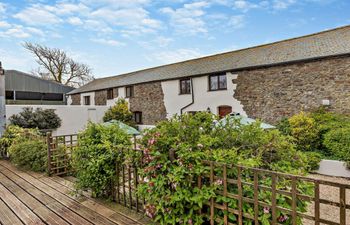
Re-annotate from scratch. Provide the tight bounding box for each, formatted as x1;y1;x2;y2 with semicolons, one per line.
180;78;194;114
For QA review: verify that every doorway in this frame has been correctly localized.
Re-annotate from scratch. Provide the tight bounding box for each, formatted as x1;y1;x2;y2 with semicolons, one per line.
218;106;232;118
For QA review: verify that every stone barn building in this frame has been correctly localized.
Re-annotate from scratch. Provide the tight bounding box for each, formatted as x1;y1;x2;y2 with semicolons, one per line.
67;25;350;128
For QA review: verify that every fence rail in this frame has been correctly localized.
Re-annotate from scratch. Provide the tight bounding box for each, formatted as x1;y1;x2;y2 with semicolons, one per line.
46;133;350;225
47;133;78;176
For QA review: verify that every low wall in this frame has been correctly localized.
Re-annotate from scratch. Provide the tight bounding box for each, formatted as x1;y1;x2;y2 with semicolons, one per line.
6;105;109;136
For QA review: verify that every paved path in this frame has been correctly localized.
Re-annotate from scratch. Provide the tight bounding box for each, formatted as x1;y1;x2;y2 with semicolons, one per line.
316;160;350;178
0;160;150;225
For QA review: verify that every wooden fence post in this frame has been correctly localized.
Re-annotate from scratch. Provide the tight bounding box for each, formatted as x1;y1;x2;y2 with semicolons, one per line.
46;132;52;176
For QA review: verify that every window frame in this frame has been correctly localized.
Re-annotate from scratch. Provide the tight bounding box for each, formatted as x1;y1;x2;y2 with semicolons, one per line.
107;88;114;100
133;111;142;124
83;96;91;105
179;78;191;95
208;74;227;91
125;86;134;98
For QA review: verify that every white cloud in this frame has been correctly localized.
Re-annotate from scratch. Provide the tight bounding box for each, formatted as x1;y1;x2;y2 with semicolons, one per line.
148;48;202;64
13;4;62;26
160;1;210;35
54;2;90;15
90;7;162;34
139;36;173;49
228;15;245;29
67;17;83;26
0;24;45;38
0;2;6;14
91;38;125;47
272;0;297;10
0;20;10;28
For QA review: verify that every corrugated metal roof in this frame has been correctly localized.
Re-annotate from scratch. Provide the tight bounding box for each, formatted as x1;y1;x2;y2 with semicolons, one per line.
69;25;350;95
5;70;75;94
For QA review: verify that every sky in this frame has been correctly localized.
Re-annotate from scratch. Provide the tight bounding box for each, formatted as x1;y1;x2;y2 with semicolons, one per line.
0;0;349;78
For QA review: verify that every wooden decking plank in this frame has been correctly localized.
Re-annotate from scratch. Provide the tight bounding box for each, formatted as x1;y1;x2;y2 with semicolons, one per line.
40;176;142;225
0;199;23;225
0;162;118;225
0;165;93;225
46;175;150;224
0;183;44;225
0;173;69;225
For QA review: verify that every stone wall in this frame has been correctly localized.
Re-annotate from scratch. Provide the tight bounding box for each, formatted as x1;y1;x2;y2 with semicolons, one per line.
113;88;119;98
70;94;81;105
95;90;107;105
233;55;350;124
129;82;167;125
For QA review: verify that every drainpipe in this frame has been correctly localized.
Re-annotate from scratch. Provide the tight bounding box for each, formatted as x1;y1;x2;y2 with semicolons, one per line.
0;62;5;137
180;78;194;114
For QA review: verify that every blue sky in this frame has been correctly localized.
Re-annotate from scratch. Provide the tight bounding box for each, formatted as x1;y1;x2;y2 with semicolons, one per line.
0;0;349;78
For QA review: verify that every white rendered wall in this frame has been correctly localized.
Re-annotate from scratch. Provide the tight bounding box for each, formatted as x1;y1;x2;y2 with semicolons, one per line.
106;87;127;107
81;91;95;106
6;105;109;136
161;72;246;118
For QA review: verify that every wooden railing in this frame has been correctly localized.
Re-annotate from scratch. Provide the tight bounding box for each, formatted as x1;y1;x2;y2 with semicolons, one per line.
200;161;350;225
46;133;78;176
46;134;350;224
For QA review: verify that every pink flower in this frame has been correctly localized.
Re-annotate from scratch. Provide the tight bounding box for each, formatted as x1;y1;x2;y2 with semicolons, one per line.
278;215;289;223
263;207;270;214
214;179;223;186
145;204;156;218
148;138;156;145
154;132;161;137
188;219;193;225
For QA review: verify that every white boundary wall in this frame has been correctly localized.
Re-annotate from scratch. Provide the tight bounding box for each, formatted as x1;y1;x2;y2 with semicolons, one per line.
6;105;109;136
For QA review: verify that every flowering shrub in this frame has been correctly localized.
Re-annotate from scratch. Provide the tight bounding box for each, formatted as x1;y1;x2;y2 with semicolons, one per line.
138;112;312;225
72;122;132;197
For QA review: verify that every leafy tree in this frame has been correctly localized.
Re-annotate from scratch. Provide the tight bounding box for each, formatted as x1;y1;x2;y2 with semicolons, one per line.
24;42;94;87
9;107;61;130
103;99;135;126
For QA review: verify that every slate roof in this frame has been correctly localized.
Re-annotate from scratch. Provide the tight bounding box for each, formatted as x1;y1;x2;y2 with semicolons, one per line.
5;70;75;94
69;25;350;95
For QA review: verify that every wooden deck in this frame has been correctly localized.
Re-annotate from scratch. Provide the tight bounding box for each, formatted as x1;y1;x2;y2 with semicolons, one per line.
0;160;150;225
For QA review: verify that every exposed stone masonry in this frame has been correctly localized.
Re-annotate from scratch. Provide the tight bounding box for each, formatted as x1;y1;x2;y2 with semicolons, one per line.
95;90;107;105
129;82;167;125
70;94;81;105
233;55;350;124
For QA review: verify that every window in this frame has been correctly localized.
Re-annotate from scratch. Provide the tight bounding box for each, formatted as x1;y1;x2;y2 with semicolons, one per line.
179;79;191;94
107;88;114;99
84;96;91;105
125;86;134;98
209;74;227;91
133;111;142;124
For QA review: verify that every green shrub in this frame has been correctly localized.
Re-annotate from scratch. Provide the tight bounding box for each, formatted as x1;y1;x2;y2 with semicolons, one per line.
103;98;135;126
0;126;25;157
72;122;132;197
9;107;61;130
8;135;47;172
138;112;311;225
303;152;322;171
288;111;320;151
324;127;350;165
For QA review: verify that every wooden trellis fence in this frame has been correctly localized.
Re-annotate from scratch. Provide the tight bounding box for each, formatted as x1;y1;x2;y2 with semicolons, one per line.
45;133;350;224
201;161;350;225
46;133;78;176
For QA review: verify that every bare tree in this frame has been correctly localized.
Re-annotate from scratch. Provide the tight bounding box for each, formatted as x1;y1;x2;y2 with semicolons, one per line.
24;42;94;87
